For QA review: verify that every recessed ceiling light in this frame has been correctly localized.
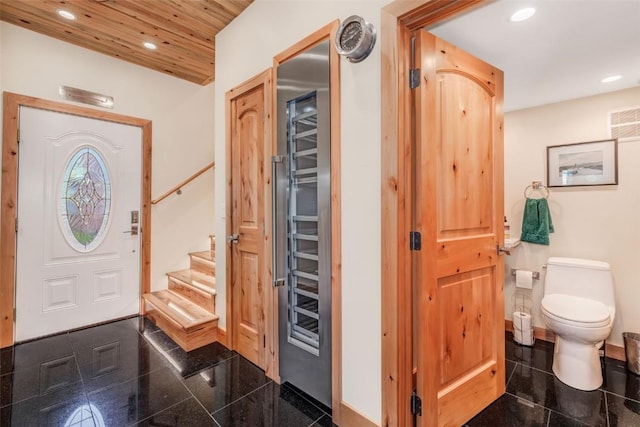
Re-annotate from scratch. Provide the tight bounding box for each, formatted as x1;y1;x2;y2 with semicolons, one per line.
601;75;622;83
57;9;76;20
510;7;536;22
143;41;157;50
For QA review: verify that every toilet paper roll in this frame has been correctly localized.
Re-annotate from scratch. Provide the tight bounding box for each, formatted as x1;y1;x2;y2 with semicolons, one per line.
513;311;532;330
513;311;534;346
515;269;534;289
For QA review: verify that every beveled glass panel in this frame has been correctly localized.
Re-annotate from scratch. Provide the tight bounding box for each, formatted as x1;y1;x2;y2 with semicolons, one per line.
59;146;111;252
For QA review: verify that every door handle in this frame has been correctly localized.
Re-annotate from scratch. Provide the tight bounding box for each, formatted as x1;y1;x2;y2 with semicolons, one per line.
272;155;286;287
497;245;511;256
227;233;239;244
123;225;139;235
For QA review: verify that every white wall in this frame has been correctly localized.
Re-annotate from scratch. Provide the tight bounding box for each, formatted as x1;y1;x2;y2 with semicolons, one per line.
0;23;216;293
214;0;383;422
504;86;640;348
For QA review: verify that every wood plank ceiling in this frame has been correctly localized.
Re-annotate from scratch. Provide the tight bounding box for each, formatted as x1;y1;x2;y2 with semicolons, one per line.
0;0;254;85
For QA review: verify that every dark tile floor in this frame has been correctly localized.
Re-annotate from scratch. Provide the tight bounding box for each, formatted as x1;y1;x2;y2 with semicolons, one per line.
2;318;639;426
0;316;331;426
466;333;640;427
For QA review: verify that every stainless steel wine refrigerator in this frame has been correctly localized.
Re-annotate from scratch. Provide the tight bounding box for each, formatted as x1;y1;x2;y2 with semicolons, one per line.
273;40;332;408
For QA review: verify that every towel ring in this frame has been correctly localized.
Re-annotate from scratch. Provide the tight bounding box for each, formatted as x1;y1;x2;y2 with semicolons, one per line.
524;181;549;199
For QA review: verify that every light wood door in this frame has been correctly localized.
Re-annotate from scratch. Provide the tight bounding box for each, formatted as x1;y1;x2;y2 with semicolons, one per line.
16;107;142;341
414;31;505;427
230;83;266;369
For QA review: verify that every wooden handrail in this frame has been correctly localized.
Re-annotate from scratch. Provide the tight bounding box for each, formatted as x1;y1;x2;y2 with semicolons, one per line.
151;161;214;205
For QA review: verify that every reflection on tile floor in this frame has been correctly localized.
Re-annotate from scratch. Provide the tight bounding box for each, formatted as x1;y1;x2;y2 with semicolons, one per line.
466;332;640;427
2;320;639;426
0;317;332;426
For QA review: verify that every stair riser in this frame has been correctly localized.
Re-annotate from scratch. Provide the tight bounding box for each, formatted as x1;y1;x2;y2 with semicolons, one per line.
190;255;215;276
169;279;215;313
144;300;218;351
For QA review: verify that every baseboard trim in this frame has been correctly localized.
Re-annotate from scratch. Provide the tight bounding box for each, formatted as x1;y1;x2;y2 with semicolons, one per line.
339;402;378;427
504;319;626;362
217;326;227;347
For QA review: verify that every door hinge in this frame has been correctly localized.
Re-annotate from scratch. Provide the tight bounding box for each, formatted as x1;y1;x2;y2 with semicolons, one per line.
409;69;420;89
409;35;420;89
411;390;422;417
17;129;20;143
263;335;266;348
15;217;18;233
409;231;421;251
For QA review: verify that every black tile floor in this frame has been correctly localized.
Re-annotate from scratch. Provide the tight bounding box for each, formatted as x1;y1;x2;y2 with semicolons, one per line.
1;318;639;426
466;333;640;427
0;317;331;426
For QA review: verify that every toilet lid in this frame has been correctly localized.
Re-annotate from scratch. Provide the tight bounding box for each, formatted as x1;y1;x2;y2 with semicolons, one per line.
541;294;611;326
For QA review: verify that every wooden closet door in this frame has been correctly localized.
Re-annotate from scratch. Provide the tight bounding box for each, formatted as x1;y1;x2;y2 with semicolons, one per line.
414;30;505;427
229;83;266;369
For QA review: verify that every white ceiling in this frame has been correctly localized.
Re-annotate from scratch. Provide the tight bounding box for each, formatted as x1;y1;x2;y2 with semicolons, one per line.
428;0;640;112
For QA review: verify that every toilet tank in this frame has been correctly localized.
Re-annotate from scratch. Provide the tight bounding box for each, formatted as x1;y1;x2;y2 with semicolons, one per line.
544;257;615;308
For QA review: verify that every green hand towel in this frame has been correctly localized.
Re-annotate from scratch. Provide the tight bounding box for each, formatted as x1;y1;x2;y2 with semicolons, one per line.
520;198;554;245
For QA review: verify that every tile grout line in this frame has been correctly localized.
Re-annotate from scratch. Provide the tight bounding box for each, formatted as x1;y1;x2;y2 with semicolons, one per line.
602;388;640;405
604;391;611;427
308;414;326;427
510;360;557;377
545;407;551;427
176;364;221;424
126;396;193;427
72;339;102;427
505;361;517;387
210;379;275;418
543;402;604;426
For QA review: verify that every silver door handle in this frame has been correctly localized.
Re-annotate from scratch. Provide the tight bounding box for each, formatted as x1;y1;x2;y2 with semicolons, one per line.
272;155;286;287
227;234;239;244
123;226;139;235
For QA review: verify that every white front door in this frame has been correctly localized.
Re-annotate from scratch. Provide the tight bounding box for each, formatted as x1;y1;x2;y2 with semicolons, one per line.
15;106;142;341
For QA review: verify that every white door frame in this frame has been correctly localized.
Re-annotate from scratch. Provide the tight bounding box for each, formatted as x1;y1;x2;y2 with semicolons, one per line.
0;92;152;347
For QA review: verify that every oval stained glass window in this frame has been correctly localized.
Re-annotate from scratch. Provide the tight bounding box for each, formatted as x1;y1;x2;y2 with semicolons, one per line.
59;146;112;252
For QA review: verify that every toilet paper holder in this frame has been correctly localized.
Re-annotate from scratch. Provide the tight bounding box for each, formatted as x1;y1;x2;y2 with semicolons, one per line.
511;269;540;280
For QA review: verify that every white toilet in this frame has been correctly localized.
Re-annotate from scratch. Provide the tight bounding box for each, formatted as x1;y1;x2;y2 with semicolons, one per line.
540;257;615;391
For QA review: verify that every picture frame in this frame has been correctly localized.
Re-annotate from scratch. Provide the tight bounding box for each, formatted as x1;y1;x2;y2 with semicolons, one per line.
546;139;618;187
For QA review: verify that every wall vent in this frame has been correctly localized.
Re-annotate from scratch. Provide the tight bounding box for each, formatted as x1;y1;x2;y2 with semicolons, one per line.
609;107;640;142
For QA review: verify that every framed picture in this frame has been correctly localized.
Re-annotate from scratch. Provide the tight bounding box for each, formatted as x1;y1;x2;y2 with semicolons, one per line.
546;139;618;187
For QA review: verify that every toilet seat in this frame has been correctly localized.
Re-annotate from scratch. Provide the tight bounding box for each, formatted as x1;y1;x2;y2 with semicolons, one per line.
541;294;611;328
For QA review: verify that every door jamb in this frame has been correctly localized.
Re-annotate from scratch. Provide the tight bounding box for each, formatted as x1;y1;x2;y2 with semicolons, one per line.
380;1;484;425
0;91;152;348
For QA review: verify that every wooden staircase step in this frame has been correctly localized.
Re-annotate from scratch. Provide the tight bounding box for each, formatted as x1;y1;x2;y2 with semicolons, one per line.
167;269;215;293
168;269;216;313
143;290;218;351
189;251;215;276
143;236;219;352
143;290;217;330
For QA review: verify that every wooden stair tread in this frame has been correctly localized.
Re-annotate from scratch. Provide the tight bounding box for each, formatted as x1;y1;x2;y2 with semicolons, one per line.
143;290;217;331
167;269;215;294
189;250;214;262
